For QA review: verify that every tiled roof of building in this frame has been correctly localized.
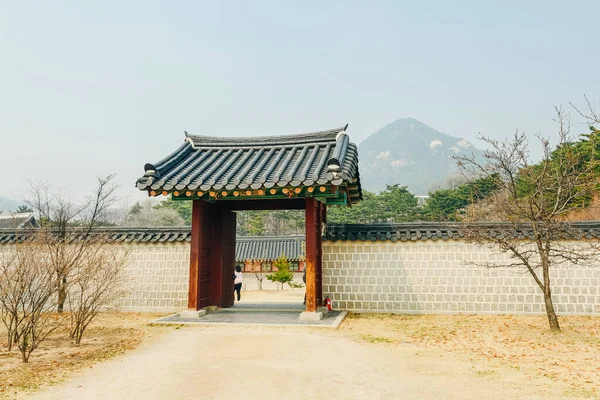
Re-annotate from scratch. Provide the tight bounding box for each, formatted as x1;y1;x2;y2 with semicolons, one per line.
0;213;39;229
323;222;600;242
0;227;304;261
235;235;304;262
135;125;362;205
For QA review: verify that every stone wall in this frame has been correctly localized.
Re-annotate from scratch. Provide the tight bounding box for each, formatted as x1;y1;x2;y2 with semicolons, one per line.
2;232;599;315
0;241;304;313
321;240;600;315
112;243;303;312
117;239;599;315
113;243;190;313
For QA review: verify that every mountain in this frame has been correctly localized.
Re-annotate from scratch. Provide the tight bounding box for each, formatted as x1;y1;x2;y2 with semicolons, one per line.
358;118;484;195
0;196;24;213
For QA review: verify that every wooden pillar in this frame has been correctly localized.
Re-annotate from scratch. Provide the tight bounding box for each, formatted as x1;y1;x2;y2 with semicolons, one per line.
216;209;236;308
305;197;318;312
211;206;224;307
316;201;324;302
188;200;203;310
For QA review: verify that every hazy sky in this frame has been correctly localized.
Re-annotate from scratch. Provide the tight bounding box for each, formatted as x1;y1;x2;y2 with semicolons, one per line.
1;1;599;205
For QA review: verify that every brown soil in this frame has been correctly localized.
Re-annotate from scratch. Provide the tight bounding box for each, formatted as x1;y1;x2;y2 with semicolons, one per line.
26;320;595;400
2;310;598;399
239;288;304;301
0;312;171;399
341;314;600;398
563;195;600;220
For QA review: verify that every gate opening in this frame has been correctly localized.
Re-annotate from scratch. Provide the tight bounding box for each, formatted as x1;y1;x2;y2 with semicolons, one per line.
136;125;362;315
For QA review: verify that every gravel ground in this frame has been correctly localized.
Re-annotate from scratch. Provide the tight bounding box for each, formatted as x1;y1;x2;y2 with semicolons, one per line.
26;324;575;400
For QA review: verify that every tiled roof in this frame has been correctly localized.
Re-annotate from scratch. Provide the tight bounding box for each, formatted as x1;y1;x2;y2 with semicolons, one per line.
235;235;304;262
135;125;362;205
0;213;39;229
324;222;600;242
0;227;192;245
4;222;600;246
0;227;304;261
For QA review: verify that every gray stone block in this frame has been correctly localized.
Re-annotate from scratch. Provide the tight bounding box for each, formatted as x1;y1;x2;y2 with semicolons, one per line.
179;310;207;318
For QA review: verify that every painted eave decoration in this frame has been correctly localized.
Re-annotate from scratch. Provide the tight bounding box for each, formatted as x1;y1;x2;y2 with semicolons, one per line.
135;125;362;206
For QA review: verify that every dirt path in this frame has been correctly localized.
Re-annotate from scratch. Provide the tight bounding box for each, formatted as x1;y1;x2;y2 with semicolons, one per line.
239;288;304;302
26;325;573;400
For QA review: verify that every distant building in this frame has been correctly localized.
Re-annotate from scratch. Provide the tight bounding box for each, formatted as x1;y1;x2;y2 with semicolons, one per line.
235;235;305;272
0;212;39;229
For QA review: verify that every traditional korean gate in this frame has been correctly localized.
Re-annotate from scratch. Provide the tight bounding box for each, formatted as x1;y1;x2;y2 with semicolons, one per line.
136;124;362;315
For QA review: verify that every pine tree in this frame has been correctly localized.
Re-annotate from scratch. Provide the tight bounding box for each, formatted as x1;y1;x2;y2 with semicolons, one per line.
266;254;294;290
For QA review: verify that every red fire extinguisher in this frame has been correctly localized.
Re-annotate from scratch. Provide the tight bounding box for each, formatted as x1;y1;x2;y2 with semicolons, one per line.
324;295;332;312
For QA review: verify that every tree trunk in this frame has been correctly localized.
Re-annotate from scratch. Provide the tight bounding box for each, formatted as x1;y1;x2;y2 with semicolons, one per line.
6;316;15;351
12;329;18;351
19;336;30;363
75;326;83;345
57;275;67;313
255;273;263;290
543;291;561;332
542;257;561;332
6;330;13;351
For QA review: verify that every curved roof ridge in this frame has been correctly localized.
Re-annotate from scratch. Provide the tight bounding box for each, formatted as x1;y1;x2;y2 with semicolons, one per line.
185;125;348;148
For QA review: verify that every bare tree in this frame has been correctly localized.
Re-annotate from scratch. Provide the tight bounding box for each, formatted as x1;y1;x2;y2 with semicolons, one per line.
457;107;599;332
429;174;468;192
123;199;184;227
0;246;21;351
571;95;600;126
0;232;66;362
68;240;127;345
250;260;266;290
25;175;118;313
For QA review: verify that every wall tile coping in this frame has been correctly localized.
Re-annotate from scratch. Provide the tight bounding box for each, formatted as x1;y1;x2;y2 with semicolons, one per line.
2;221;600;245
323;221;600;242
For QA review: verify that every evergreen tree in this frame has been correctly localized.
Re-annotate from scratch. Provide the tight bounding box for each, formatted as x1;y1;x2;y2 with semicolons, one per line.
266;254;294;290
15;205;33;213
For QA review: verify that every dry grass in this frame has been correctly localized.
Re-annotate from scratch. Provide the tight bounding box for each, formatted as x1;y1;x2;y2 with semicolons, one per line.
342;314;600;398
0;312;172;399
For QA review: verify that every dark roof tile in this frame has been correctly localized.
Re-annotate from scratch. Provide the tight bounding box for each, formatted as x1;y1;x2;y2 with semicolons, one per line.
324;222;600;242
0;227;305;262
0;213;39;229
136;126;362;204
235;235;304;262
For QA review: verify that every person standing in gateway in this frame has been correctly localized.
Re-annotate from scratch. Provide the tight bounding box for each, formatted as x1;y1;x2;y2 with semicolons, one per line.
233;265;243;302
303;268;306;305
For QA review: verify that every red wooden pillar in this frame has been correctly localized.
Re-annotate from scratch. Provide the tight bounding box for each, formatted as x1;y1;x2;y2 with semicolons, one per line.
315;201;324;302
305;197;320;312
189;201;237;310
215;209;236;308
188;200;203;310
211;206;224;307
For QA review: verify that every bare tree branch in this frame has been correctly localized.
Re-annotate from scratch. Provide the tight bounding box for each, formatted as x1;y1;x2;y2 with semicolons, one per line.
460;105;600;332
